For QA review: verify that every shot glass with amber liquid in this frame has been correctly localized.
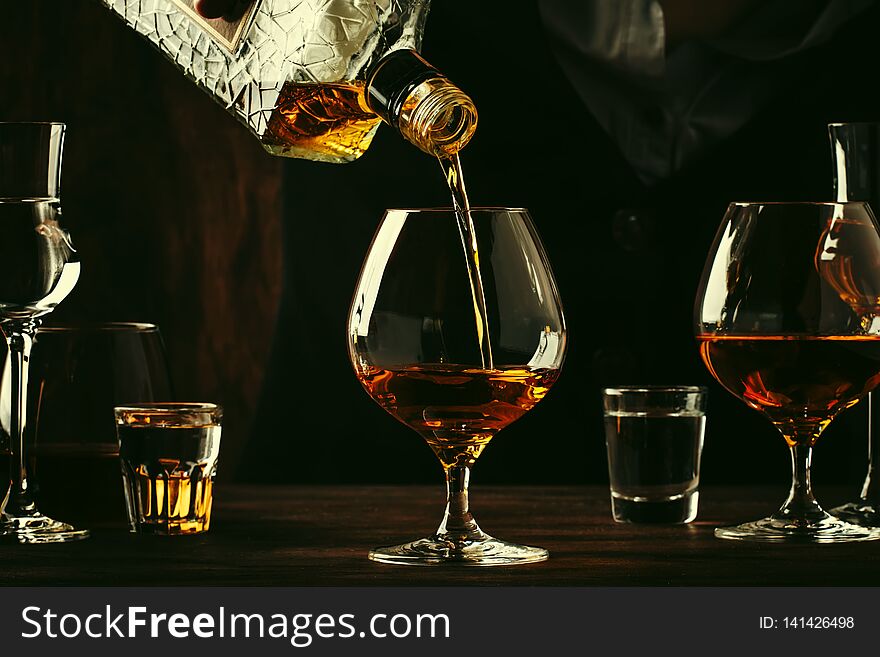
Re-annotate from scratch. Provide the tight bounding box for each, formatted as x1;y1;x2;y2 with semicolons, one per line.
114;403;221;535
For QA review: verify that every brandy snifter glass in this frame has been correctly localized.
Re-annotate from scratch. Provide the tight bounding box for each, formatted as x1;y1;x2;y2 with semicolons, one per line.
348;208;566;565
695;201;880;542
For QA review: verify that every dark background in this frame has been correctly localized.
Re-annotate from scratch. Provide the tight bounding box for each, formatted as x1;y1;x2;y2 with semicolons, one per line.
3;1;880;489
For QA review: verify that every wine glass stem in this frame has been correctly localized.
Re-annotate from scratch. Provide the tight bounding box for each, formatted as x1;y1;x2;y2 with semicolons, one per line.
436;463;484;543
859;392;880;504
776;443;826;524
1;324;37;520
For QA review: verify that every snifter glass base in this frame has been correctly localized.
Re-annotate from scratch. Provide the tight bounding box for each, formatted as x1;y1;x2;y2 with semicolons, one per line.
829;501;880;527
0;514;89;544
715;514;880;543
369;534;549;566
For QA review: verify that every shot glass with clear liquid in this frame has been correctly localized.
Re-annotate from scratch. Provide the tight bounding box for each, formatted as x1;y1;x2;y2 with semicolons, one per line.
602;386;707;524
114;403;221;535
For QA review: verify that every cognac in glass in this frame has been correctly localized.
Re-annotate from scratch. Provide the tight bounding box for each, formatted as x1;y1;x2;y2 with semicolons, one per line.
695;201;880;542
348;208;566;565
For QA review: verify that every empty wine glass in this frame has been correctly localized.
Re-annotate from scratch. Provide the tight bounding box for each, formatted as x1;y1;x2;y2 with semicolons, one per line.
827;122;880;525
695;201;880;542
0;122;84;543
348;208;566;565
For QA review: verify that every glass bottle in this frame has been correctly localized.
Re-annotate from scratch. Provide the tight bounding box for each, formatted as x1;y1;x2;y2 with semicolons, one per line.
100;0;476;162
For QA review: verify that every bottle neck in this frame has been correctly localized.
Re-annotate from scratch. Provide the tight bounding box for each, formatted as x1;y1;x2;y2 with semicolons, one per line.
366;49;477;157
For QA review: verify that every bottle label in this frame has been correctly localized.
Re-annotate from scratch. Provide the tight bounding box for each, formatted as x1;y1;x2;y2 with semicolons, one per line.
169;0;259;54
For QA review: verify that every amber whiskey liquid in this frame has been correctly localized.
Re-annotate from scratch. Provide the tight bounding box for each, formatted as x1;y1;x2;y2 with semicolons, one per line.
440;153;494;370
262;81;382;163
698;335;880;445
358;364;559;466
118;425;220;534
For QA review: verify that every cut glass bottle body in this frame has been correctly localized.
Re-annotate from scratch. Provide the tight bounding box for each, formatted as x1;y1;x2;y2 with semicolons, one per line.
100;0;431;162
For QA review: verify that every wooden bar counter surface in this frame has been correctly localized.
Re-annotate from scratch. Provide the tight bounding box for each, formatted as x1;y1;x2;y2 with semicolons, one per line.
1;486;878;586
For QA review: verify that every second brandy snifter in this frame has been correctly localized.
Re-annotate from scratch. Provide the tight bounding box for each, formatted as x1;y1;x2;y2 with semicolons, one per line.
348;208;566;565
695;201;880;542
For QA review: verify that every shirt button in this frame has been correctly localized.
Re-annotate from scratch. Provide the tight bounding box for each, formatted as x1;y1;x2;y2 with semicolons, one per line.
612;208;654;252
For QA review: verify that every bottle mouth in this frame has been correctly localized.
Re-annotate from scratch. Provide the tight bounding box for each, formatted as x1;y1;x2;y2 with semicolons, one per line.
397;77;478;157
366;50;478;157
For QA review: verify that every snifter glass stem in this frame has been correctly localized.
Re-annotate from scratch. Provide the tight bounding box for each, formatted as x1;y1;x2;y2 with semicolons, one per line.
774;444;826;525
715;423;880;542
436;463;486;545
368;454;548;565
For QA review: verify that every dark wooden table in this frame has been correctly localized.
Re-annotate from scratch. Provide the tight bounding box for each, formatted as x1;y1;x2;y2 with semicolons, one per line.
2;485;879;586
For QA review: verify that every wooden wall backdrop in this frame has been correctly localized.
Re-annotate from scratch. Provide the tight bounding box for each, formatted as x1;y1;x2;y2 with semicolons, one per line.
0;1;284;477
